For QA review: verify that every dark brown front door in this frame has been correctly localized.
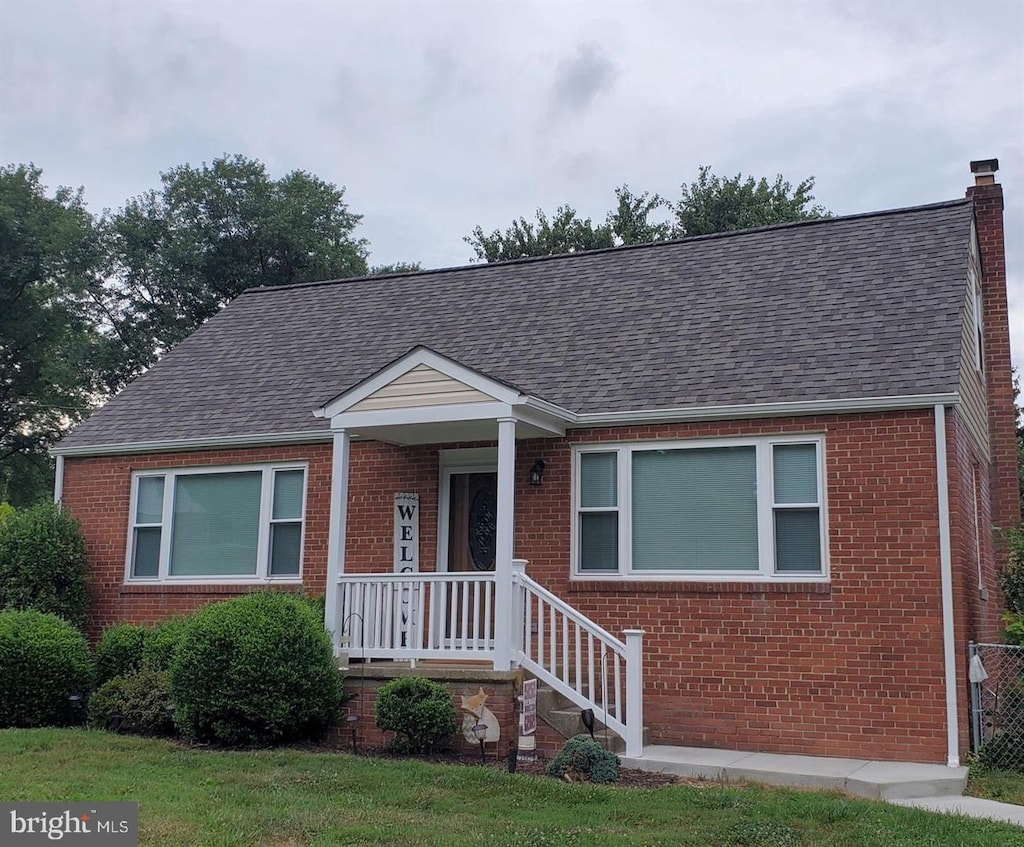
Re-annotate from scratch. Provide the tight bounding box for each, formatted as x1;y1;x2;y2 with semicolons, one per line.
448;472;498;573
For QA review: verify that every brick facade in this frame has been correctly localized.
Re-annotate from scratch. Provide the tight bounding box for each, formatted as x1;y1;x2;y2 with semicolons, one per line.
63;406;1002;763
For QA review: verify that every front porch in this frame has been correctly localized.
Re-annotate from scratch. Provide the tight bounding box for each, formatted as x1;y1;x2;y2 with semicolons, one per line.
313;347;646;755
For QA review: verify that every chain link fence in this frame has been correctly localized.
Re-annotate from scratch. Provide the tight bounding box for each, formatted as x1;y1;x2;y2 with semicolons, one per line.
969;642;1024;772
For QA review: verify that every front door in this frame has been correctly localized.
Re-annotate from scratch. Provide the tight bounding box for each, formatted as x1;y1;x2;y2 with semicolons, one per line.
447;472;498;572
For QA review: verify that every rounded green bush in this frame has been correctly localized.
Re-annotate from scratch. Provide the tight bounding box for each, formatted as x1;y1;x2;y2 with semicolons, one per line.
0;609;92;728
94;623;147;685
142;616;189;671
546;734;620;783
0;503;90;627
169;592;343;746
88;667;175;736
374;677;458;753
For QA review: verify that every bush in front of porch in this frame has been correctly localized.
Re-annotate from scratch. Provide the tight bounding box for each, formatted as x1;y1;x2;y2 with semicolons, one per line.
169;592;344;746
374;676;458;754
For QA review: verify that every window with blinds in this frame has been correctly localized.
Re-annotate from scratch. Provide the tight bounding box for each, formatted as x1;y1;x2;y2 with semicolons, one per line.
128;465;307;582
575;438;825;579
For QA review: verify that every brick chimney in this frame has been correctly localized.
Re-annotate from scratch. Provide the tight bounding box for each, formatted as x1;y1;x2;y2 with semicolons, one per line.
966;158;1020;532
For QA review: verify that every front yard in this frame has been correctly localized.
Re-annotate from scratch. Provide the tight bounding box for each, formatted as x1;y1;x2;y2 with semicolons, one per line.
1;729;1021;846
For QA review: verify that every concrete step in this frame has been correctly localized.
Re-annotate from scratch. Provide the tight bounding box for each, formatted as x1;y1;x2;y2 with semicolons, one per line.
621;745;970;801
534;682;649;752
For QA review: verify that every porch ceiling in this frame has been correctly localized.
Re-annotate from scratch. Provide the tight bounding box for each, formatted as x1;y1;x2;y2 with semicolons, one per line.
351;418;558;445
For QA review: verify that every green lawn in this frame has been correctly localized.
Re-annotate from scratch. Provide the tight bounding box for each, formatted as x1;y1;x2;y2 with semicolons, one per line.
1;730;1021;846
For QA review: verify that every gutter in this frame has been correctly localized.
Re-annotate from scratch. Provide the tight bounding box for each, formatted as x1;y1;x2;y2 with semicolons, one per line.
50;430;333;458
53;455;64;504
933;403;960;767
48;393;960;458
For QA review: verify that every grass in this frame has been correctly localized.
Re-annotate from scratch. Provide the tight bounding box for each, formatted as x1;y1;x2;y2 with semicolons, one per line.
968;766;1024;806
1;729;1022;846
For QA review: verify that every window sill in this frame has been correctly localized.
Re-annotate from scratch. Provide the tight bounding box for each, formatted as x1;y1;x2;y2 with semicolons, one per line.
566;579;831;596
121;580;302;594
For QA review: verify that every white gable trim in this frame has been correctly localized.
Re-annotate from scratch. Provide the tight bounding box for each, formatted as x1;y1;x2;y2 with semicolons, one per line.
314;348;526;418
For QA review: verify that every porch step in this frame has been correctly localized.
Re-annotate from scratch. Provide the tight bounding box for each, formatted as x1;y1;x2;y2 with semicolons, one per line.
535;683;649;753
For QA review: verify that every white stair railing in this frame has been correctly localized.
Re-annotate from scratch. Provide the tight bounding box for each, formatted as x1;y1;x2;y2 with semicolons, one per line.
512;562;645;757
337;572;496;662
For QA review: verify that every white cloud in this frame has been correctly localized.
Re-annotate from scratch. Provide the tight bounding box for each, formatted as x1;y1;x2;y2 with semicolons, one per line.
1;0;1022;360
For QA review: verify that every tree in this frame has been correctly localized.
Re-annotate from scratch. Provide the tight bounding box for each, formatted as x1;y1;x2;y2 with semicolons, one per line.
465;168;829;261
0;165;113;506
465;205;614;262
370;261;422;275
673;166;829;236
105;155;370;373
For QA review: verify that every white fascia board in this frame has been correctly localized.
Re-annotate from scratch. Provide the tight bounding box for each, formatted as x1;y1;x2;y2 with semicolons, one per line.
50;430;331;458
330;401;514;431
315;347;523;418
571;393;961;427
515;402;570;436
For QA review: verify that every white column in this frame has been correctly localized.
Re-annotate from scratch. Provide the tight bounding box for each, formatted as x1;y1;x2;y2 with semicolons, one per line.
493;417;516;671
324;428;351;654
624;629;645;758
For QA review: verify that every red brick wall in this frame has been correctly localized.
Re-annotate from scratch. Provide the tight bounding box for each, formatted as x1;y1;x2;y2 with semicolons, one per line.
64;409;973;763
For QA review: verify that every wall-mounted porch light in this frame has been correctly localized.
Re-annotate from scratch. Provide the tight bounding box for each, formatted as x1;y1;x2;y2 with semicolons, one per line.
529;459;546;487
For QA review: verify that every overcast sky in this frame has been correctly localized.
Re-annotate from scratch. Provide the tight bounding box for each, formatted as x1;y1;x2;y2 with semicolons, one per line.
2;0;1023;363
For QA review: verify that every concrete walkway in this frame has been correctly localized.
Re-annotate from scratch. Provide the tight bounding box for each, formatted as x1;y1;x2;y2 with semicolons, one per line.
621;745;1023;827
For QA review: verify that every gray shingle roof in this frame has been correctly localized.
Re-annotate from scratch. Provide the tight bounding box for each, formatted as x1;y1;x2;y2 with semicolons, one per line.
58;199;974;450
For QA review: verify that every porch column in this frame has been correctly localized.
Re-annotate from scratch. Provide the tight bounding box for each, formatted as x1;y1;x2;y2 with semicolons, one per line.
324;427;351;654
494;417;516;671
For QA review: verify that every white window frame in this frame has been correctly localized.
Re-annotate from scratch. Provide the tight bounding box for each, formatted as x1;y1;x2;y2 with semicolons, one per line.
125;463;308;584
571;435;828;582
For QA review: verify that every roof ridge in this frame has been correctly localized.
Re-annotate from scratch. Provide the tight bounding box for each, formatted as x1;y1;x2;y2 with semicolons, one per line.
241;198;972;296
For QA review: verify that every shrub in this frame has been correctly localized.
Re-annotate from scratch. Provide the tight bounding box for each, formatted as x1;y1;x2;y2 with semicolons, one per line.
374;677;458;753
0;610;92;728
169;592;343;746
142;616;189;671
546;734;620;784
94;623;148;685
88;667;175;736
0;502;90;627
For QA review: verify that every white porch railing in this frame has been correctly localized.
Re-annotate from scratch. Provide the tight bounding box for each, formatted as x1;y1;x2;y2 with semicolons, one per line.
337;572;497;662
333;563;644;756
512;566;644;757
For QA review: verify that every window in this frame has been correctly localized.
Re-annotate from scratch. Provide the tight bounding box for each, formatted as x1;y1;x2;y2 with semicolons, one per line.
574;437;825;580
127;465;306;582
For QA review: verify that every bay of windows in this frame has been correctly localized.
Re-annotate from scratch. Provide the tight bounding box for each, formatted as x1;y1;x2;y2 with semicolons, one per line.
128;465;306;581
575;438;825;579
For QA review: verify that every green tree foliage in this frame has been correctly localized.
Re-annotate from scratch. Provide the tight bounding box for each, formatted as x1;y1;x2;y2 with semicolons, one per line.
105;154;371;372
466;205;615;262
0;502;90;627
673;166;829;236
466;168;829;261
370;261;422;275
0;165;114;506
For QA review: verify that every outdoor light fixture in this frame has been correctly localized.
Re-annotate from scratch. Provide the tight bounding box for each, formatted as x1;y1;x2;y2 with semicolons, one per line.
472;722;488;764
581;708;596;740
529;459;546;486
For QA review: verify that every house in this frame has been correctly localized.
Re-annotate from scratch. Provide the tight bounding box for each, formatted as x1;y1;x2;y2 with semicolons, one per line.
54;160;1016;766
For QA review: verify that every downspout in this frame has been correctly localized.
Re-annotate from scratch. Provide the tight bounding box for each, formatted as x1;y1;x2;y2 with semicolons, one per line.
53;455;65;504
933;404;959;767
